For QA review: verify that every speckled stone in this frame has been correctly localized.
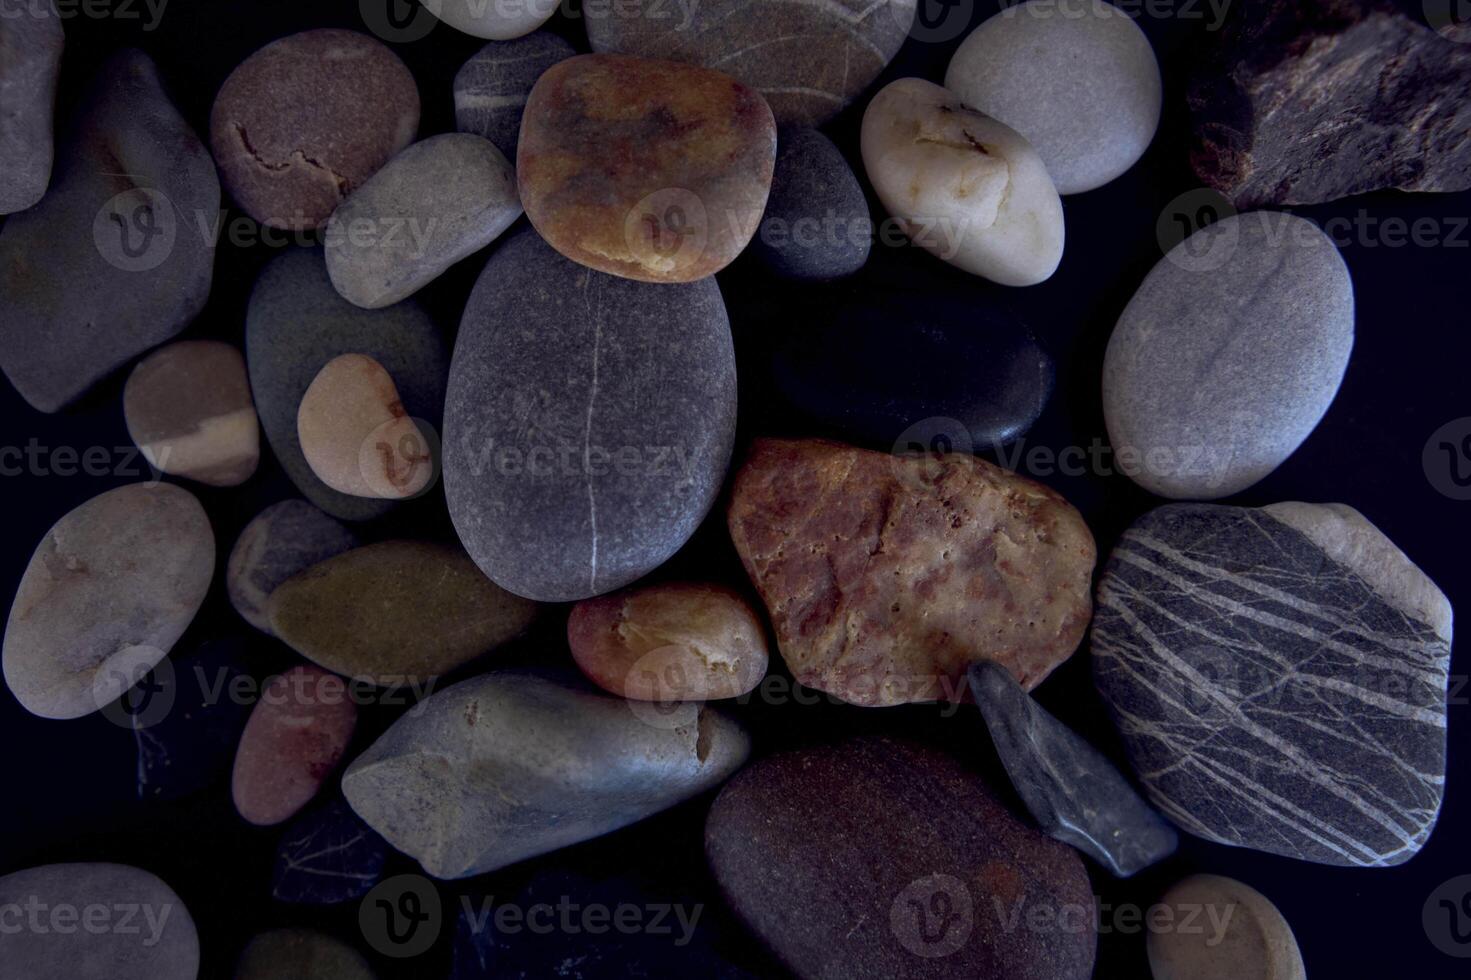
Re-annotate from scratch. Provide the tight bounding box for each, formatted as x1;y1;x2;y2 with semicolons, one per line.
271;798;389;905
0;49;219;413
0;0;64;214
123;341;259;487
234;929;376;980
0;863;200;980
454;33;576;159
585;0;916;126
133;638;254;801
326;134;521;309
269;540;539;687
752;128;871;280
1148;875;1306;980
1102;211;1354;500
945;0;1162;195
423;0;559;40
210;29;420;230
342;670;751;878
3;483;214;720
443;228;737;602
518;54;776;283
227;500;360;635
705;738;1097;980
245;247;449;521
727;439;1095;707
1093;502;1453;867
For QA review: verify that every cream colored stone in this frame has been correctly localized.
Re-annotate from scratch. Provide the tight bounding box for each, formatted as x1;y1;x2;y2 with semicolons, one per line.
1148;874;1305;980
297;353;433;499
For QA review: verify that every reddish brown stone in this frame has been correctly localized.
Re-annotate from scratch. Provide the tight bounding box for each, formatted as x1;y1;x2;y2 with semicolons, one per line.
727;439;1095;707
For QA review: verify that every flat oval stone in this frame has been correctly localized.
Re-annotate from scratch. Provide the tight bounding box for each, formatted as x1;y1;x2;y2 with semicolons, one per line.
1148;875;1305;980
269;540;540;687
235;928;375;980
271;798;389;905
1102;211;1354;499
585;0;916;126
752;128;871;281
728;439;1095;707
297;354;435;500
454;33;576;159
424;0;559;40
945;0;1162;194
342;670;751;878
518;54;776;283
3;483;214;720
568;582;769;700
443;228;737;602
227;500;360;634
326;133;522;309
245;247;449;521
210;29;420;231
232;664;358;827
772;292;1053;449
134;638;254;801
861;77;1064;287
0;0;64;214
705;738;1097;979
1092;502;1452;867
0;49;219;412
0;863;199;980
124;340;259;487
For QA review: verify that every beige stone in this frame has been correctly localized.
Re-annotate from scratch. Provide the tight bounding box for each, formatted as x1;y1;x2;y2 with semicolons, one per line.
297;353;433;499
1148;875;1305;980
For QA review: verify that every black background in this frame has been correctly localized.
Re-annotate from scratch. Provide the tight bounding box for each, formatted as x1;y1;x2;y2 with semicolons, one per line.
1;0;1468;977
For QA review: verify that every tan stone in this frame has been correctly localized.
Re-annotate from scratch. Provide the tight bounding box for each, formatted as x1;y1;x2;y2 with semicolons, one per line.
123;340;259;486
1147;875;1305;980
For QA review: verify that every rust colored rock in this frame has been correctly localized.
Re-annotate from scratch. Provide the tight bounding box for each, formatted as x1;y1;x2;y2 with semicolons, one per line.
727;439;1095;707
568;582;769;701
232;664;358;827
517;54;776;283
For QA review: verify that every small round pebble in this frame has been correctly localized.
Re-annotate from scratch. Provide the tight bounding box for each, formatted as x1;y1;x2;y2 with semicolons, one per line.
235;928;376;980
226;499;361;634
454;32;576;159
753;128;871;281
1147;875;1306;980
423;0;559;41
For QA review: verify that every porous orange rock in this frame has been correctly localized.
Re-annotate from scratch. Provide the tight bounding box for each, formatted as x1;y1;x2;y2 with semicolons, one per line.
727;438;1096;707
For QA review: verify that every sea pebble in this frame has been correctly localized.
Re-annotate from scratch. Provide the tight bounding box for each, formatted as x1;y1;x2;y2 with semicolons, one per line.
3;483;214;720
342;670;750;878
271;799;389;905
296;354;435;500
423;0;559;40
226;500;360;635
123;340;259;487
727;439;1095;707
1102;211;1353;499
752;128;871;281
210;29;420;230
325;133;522;309
0;49;219;413
861;78;1064;286
443;228;737;602
269;540;539;687
518;54;776;283
232;664;358;827
0;0;64;214
944;0;1162;194
235;929;376;980
1092;501;1453;867
453;33;576;159
133;638;254;801
1148;875;1306;980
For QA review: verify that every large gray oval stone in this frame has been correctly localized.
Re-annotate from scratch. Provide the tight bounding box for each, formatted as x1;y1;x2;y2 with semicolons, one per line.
1102;211;1354;499
0;0;64;214
443;228;737;602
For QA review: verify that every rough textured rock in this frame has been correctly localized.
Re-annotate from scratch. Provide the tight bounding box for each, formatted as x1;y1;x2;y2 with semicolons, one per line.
0;0;64;214
1093;502;1453;867
0;863;199;980
1103;211;1354;500
568;582;769;700
585;0;916;126
342;671;751;878
0;49;219;413
861;78;1064;286
210;29;420;230
967;661;1177;877
1148;875;1306;980
296;354;435;500
227;500;360;634
269;540;539;686
945;0;1161;194
1188;0;1471;207
3;483;214;720
727;439;1095;707
518;54;776;283
752;128;871;280
454;33;577;159
424;0;559;40
235;928;376;980
705;737;1097;980
245;247;449;521
232;664;359;827
134;638;253;801
123;340;259;487
443;228;737;602
271;798;389;905
326;133;521;309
